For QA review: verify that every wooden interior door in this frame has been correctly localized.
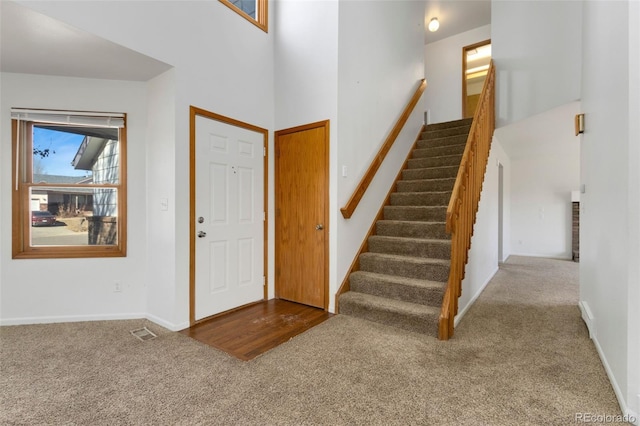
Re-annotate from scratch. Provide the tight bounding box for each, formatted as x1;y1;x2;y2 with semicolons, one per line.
274;120;329;309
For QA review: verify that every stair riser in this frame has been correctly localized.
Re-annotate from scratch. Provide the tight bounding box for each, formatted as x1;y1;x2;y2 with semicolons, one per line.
389;192;450;206
413;143;466;156
416;134;468;148
339;299;438;336
402;167;458;180
339;117;473;337
359;254;450;281
375;221;449;240
421;125;471;139
407;155;461;169
350;275;445;306
383;206;447;222
396;179;456;193
368;237;451;259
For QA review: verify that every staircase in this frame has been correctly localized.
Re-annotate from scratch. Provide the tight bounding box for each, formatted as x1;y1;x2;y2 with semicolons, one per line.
339;118;473;337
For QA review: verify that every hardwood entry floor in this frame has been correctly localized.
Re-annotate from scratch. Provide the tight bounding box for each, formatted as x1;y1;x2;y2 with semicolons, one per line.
180;299;332;361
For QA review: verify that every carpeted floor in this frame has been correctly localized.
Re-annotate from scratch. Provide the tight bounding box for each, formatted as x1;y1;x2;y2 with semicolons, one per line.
0;256;625;425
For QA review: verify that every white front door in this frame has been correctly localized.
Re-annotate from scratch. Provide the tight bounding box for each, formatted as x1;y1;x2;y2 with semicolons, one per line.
195;115;264;321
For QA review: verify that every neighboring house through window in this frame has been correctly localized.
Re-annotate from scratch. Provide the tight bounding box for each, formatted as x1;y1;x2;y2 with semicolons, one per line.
11;109;127;259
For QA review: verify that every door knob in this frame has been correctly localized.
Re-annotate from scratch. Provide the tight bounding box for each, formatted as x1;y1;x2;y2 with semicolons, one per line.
315;224;324;231
197;231;207;238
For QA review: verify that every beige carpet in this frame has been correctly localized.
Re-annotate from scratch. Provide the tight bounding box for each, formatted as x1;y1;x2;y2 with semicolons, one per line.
0;256;625;425
341;118;472;337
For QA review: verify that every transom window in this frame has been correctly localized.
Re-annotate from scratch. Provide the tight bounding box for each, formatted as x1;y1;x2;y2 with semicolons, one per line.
11;108;127;259
219;0;268;32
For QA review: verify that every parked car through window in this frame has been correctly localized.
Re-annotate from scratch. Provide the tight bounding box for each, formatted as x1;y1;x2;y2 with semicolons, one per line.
31;211;56;227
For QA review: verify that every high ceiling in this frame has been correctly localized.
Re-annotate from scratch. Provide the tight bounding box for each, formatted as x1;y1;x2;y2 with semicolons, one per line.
0;1;172;81
424;0;491;44
1;1;491;81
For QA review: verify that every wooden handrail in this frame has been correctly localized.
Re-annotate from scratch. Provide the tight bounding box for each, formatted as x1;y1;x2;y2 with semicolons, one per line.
439;61;495;340
340;79;426;219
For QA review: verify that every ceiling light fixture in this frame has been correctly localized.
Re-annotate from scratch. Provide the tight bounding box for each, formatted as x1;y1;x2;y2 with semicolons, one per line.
428;17;439;32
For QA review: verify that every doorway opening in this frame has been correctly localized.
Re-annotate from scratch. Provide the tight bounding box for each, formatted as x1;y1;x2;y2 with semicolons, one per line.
463;39;491;119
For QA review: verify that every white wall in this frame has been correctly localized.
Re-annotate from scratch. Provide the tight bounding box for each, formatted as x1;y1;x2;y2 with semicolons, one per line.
335;0;425;311
424;24;491;124
145;69;177;328
492;1;582;128
496;102;581;260
0;73;148;323
273;0;339;302
455;138;511;324
628;1;640;419
580;0;639;420
3;1;275;329
2;0;426;323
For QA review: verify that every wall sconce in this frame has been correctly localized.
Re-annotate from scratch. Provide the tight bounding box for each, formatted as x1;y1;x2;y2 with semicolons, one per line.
575;113;585;135
428;18;439;32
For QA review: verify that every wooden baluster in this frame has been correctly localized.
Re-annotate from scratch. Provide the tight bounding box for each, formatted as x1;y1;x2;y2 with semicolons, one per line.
439;61;495;340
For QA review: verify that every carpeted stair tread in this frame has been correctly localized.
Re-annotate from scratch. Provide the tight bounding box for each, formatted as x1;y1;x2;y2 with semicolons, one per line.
415;135;467;151
396;178;456;193
424;118;473;131
402;165;459;180
415;134;467;147
421;125;471;139
368;235;451;259
338;291;440;336
349;270;445;306
375;220;449;240
359;252;450;281
407;154;462;168
389;191;451;206
383;205;447;221
339;118;472;336
411;144;465;160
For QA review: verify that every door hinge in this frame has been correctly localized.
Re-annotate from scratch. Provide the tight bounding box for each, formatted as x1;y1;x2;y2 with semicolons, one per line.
263;146;266;157
263;211;266;221
263;276;266;287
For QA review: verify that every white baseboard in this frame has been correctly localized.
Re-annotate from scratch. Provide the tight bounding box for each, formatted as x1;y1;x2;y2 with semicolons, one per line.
145;313;188;332
578;301;596;338
454;266;499;327
582;304;638;425
0;312;189;333
0;312;146;326
509;252;573;261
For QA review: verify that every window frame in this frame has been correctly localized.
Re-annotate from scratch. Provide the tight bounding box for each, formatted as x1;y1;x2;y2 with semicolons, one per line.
11;112;127;259
219;0;268;32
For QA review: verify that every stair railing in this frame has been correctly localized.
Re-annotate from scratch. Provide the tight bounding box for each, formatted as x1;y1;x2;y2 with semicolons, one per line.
341;79;426;219
439;60;495;340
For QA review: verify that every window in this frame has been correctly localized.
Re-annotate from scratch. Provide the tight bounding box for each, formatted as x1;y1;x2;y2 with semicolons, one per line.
11;109;127;259
219;0;268;32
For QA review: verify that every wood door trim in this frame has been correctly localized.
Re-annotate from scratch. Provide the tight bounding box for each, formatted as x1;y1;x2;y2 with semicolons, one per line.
189;106;269;326
462;39;491;119
274;120;330;310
